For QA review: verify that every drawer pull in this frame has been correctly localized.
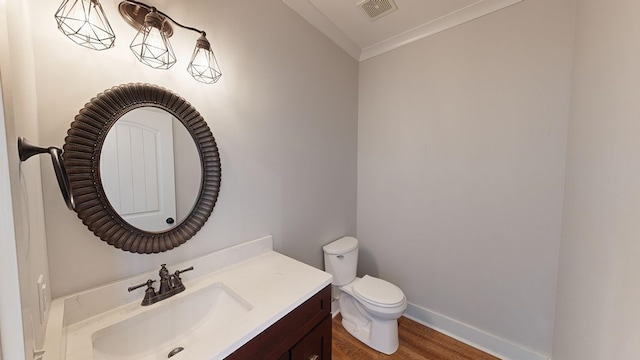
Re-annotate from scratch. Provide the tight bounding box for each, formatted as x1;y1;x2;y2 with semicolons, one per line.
308;356;319;360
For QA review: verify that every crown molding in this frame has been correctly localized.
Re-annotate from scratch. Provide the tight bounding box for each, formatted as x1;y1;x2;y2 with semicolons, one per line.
283;0;524;62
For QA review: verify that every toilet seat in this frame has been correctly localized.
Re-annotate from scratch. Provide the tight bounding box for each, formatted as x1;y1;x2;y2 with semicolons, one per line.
353;275;405;308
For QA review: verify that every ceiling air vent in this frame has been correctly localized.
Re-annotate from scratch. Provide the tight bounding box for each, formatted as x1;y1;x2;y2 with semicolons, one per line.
358;0;398;21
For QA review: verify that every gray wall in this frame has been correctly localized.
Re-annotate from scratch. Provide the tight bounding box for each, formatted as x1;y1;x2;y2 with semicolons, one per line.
29;0;358;297
552;0;640;358
357;0;576;356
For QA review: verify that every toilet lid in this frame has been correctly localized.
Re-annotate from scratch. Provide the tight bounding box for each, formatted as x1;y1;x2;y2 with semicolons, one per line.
323;236;358;254
353;275;405;307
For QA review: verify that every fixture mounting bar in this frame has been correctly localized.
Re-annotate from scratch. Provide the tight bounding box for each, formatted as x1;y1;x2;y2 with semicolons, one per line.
119;0;205;36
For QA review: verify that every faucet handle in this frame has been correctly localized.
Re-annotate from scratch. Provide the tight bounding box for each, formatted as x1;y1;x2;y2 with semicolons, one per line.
170;266;194;291
128;279;158;306
128;279;155;292
175;266;194;276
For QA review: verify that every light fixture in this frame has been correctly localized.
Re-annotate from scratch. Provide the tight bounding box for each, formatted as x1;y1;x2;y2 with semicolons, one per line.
54;0;116;50
187;34;222;84
54;0;222;84
129;8;176;69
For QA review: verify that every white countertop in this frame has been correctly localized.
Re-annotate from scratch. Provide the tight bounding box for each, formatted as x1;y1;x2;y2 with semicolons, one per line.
42;236;332;360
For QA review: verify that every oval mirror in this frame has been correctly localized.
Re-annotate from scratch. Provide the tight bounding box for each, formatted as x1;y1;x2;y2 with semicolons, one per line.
63;83;221;253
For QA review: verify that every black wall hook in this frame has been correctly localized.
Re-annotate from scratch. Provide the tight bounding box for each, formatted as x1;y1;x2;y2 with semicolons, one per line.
18;137;75;210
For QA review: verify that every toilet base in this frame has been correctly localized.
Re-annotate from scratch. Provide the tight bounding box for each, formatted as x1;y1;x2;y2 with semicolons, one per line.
338;292;401;355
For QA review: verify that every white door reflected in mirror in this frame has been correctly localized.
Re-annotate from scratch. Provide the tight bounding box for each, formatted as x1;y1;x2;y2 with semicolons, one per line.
100;107;201;232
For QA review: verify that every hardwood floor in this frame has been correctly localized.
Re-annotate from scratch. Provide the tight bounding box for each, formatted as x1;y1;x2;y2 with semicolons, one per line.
332;314;500;360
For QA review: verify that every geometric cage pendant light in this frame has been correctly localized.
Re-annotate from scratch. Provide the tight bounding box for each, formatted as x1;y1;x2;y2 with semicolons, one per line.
187;34;222;84
129;8;177;70
54;0;222;84
55;0;116;50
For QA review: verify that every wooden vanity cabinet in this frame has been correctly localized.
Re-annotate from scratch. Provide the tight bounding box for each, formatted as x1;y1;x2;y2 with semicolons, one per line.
286;315;332;360
225;285;332;360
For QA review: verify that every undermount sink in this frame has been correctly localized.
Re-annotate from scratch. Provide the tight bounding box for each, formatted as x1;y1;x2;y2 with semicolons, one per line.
91;282;252;360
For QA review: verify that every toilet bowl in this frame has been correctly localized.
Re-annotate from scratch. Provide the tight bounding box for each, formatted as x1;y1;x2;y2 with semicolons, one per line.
323;237;407;355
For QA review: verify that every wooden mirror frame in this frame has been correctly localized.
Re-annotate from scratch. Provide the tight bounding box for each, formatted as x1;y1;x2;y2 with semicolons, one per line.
63;83;221;253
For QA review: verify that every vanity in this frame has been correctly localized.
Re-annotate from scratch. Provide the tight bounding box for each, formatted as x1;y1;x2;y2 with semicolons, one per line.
42;236;333;360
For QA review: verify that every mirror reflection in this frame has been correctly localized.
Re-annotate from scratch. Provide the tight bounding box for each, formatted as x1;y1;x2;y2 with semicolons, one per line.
100;107;201;232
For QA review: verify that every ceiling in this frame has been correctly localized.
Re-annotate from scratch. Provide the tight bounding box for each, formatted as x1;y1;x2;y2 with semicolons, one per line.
282;0;523;61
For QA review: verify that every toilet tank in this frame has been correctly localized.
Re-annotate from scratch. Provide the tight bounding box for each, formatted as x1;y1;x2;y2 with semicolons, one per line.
323;236;358;286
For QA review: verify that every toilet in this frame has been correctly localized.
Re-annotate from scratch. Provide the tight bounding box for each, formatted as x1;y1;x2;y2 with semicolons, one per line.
323;236;407;355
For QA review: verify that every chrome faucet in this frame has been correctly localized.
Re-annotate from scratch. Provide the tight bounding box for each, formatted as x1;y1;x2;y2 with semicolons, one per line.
128;264;194;306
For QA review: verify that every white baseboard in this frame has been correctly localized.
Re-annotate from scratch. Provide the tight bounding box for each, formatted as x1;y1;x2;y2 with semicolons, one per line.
404;302;549;360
